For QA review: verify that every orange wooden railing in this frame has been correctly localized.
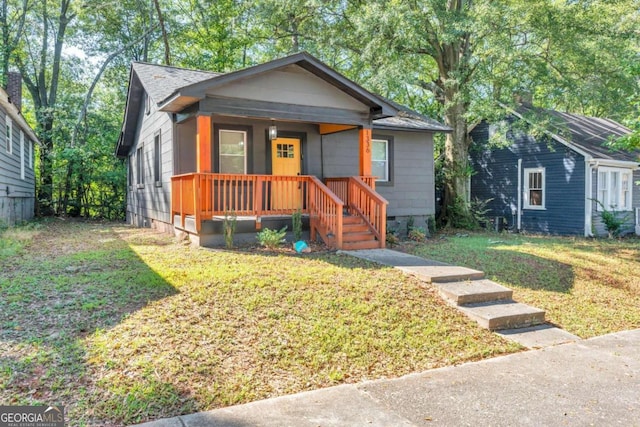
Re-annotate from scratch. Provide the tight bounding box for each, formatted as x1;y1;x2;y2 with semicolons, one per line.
172;173;345;247
171;173;385;248
325;176;376;203
347;176;387;245
308;176;344;249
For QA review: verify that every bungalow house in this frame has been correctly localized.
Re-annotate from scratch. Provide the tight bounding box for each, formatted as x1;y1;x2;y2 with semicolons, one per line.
0;72;38;226
470;104;640;236
115;52;450;249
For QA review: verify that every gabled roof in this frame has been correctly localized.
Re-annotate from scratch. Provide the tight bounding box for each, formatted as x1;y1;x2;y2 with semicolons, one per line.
117;52;450;156
513;104;639;165
132;62;220;105
0;87;39;144
159;52;398;117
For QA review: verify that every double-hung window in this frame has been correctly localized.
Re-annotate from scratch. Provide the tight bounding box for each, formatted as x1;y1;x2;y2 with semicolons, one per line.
524;167;545;209
372;138;390;182
5;114;12;154
153;132;161;185
136;147;144;188
20;130;24;179
219;130;247;174
597;167;632;211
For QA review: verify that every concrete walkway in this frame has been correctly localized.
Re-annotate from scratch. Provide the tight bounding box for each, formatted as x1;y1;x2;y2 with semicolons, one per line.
342;249;579;348
135;329;640;427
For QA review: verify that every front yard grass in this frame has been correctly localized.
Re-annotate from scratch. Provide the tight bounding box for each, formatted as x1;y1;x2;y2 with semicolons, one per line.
0;220;518;426
406;232;640;338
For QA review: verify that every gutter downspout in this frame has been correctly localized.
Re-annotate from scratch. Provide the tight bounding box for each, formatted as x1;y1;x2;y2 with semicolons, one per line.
517;158;522;231
585;157;593;237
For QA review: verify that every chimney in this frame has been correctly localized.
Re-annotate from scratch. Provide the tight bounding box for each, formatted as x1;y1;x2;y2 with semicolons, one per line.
6;71;22;112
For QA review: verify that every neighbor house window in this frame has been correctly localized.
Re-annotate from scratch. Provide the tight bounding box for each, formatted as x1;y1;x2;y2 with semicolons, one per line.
219;129;247;174
524;167;545;209
20;130;24;180
5;114;12;154
372;138;389;182
153;132;161;185
597;167;632;211
136;147;144;187
28;140;33;169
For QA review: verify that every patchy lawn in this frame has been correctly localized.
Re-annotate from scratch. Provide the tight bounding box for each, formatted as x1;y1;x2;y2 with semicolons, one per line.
0;220;518;426
405;232;640;338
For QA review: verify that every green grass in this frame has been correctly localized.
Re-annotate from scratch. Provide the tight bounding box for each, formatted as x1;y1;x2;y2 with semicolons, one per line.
407;232;640;338
0;220;519;426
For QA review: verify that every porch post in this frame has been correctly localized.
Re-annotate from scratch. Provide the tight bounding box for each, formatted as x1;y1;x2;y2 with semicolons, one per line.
359;126;372;176
196;115;212;173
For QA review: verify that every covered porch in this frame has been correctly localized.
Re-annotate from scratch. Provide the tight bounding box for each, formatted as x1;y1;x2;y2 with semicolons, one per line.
171;172;386;249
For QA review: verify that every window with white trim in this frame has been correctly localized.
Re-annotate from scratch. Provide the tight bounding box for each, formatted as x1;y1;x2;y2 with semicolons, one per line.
28;140;33;169
524;167;545;209
136;147;144;187
153;132;161;185
372;138;389;182
219;129;246;174
5;114;12;154
20;130;25;179
597;167;632;211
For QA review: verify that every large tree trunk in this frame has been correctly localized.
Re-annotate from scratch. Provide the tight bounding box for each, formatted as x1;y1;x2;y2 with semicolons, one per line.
441;96;471;225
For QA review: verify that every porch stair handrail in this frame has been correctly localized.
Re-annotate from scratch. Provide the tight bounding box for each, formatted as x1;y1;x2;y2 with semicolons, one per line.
346;176;388;245
308;176;344;249
325;176;388;247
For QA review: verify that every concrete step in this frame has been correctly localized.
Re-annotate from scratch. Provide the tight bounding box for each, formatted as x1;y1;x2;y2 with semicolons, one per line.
342;240;381;250
343;231;376;243
497;324;580;349
459;300;546;331
396;265;484;283
435;279;513;305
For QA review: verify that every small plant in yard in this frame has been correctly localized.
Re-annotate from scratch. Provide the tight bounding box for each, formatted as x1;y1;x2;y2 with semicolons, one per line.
386;231;400;248
408;226;427;242
292;209;303;241
223;212;237;248
257;226;287;248
592;199;629;238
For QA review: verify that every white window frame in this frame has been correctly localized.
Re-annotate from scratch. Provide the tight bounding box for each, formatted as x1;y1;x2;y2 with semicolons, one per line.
597;167;632;211
20;130;25;180
136;146;144;188
523;167;545;210
5;114;12;154
372;138;389;182
153;132;161;185
219;129;247;174
28;140;33;169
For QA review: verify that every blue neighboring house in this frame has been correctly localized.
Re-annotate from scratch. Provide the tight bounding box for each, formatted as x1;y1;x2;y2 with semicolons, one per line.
470;104;640;237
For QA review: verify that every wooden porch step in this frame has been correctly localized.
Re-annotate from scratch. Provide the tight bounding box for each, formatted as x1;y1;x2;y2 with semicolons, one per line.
343;222;370;233
343;231;377;243
343;215;365;225
342;240;381;251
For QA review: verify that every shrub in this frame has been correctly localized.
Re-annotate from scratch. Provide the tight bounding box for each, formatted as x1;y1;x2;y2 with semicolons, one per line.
223;212;237;249
292;210;303;241
257;226;287;248
408;226;427;242
386;231;400;248
593;199;629;238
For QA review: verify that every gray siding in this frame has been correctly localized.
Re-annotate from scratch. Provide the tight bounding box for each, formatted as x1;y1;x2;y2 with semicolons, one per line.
0;108;35;225
322;128;436;219
470;121;586;235
126;92;174;228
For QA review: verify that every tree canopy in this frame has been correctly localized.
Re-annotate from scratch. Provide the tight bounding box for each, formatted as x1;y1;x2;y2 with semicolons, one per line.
0;0;638;223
